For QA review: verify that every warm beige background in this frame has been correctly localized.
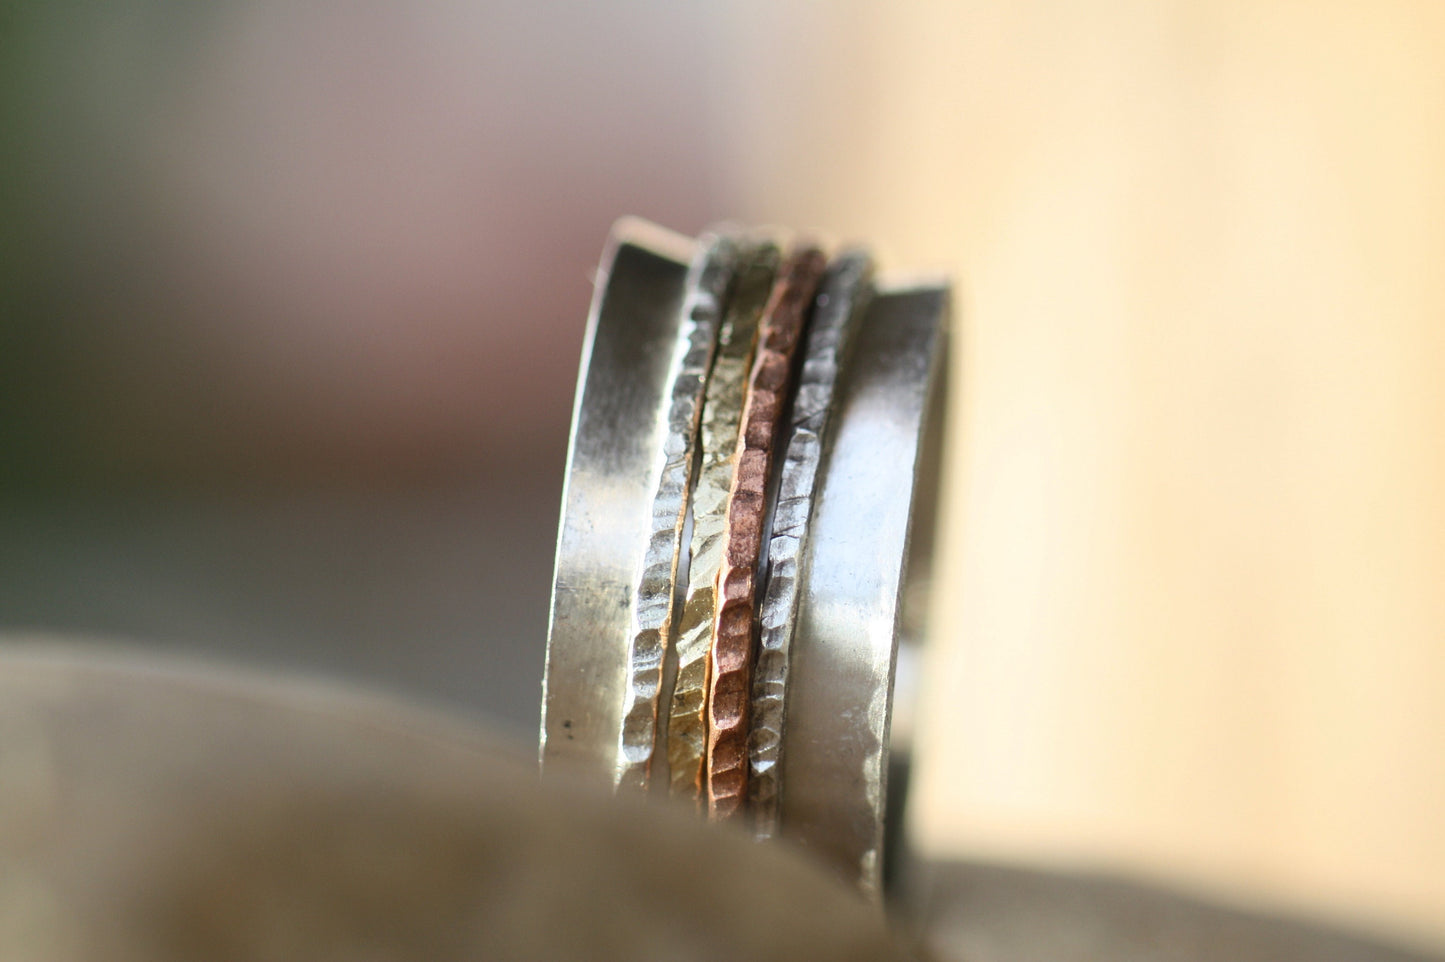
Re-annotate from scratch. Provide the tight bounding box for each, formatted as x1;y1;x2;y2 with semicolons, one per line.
4;0;1441;951
712;0;1445;951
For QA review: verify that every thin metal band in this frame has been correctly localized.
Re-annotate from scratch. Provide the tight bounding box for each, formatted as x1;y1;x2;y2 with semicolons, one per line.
707;245;828;820
667;242;779;804
614;234;741;791
748;250;874;839
541;219;695;778
774;280;949;898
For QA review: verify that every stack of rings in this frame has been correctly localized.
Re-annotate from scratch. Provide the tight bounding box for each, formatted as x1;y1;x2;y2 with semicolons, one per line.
540;218;949;897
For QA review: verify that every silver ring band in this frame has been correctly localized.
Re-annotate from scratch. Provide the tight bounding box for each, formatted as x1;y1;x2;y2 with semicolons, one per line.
749;249;874;840
615;232;741;791
540;219;695;779
772;277;949;896
542;219;950;897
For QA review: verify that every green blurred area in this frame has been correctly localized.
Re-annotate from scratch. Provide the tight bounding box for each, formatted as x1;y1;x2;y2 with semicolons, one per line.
1;0;213;491
0;0;714;493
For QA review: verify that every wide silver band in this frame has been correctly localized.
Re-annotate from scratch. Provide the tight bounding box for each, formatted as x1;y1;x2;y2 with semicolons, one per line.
541;219;949;898
749;250;873;839
540;219;695;778
773;279;948;896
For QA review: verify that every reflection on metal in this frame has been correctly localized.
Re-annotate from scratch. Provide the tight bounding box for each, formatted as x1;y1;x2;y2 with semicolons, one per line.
541;219;694;779
775;280;948;896
542;219;949;896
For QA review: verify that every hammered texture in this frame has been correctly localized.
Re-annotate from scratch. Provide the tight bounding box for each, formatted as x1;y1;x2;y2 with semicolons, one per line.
540;221;695;780
614;235;739;791
776;283;949;895
747;250;872;836
707;246;828;820
667;243;778;803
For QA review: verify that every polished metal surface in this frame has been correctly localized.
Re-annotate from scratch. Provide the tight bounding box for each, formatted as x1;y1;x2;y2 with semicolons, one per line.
748;250;873;839
615;234;739;792
543;219;948;896
540;219;694;779
776;280;949;897
666;242;777;803
707;245;827;820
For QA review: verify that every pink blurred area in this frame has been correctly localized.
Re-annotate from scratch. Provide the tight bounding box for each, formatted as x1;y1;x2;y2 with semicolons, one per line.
7;0;720;485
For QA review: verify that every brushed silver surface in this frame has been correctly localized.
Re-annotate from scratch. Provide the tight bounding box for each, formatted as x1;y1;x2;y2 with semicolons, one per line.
775;280;949;897
748;250;873;839
615;233;739;791
540;218;695;780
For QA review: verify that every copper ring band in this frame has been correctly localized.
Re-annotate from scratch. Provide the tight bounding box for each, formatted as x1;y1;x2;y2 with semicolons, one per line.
707;245;828;820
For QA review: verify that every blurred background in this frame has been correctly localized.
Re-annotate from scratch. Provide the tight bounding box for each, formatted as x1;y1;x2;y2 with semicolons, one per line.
2;0;1442;953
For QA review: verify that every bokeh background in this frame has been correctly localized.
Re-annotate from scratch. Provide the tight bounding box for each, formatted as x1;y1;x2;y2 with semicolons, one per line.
2;0;1442;952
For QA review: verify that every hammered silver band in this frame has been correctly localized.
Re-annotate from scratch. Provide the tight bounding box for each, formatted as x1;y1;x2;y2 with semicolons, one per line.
615;233;741;792
749;249;873;839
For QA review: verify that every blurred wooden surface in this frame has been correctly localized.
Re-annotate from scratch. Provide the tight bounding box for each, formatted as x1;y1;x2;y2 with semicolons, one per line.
1;640;1435;962
0;641;908;962
713;0;1445;950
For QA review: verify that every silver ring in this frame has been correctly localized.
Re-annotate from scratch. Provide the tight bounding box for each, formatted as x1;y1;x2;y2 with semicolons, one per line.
541;219;950;897
540;218;696;780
